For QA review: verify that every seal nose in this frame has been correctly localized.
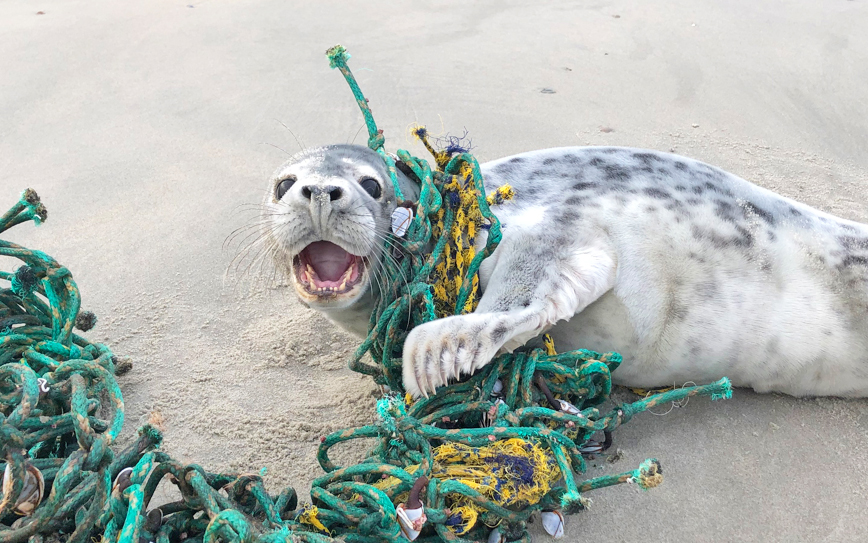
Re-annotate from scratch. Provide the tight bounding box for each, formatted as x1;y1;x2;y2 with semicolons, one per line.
301;185;343;202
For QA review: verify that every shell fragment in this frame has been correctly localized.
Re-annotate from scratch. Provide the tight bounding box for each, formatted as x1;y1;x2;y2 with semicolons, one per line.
2;461;45;516
557;399;581;415
396;504;426;540
487;527;505;543
541;510;565;538
391;207;413;237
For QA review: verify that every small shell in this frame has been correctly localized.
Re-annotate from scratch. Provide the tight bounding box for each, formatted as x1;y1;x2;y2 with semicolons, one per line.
491;379;504;396
396;504;426;540
580;440;604;454
487;527;505;543
541;510;565;539
391;207;413;237
557;399;581;415
2;461;45;516
145;508;164;532
112;467;134;494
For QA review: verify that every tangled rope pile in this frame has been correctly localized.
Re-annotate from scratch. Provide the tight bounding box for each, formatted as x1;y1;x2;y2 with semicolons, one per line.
0;46;732;543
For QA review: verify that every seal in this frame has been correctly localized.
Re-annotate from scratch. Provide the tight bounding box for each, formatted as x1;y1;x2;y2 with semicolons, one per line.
260;144;868;398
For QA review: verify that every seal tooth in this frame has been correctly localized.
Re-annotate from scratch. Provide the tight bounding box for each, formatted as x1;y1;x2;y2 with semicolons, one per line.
337;261;356;291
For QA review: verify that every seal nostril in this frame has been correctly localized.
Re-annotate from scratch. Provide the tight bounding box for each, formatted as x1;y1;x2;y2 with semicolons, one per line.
303;185;342;201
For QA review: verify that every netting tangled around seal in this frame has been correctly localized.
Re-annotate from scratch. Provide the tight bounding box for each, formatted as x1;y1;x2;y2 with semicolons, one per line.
0;46;732;543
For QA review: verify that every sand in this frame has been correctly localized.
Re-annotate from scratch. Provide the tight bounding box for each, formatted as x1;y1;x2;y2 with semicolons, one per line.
1;0;867;541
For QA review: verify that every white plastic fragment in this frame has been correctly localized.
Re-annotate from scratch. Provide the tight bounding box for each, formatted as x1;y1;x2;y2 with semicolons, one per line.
396;476;428;540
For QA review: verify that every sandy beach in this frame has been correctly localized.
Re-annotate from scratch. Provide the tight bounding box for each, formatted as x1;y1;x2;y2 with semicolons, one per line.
2;1;867;541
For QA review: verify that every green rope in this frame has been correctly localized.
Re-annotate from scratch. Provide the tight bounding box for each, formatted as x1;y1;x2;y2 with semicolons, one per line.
0;45;735;543
327;44;404;203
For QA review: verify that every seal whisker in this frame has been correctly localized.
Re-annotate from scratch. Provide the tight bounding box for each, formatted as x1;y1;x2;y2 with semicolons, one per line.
261;142;293;157
227;225;278;262
223;220;288;251
348;123;365;146
346;222;406;260
359;235;413;324
359;230;411;290
229;225;287;281
236;228;289;289
223;224;288;293
235;204;294;214
274;118;306;151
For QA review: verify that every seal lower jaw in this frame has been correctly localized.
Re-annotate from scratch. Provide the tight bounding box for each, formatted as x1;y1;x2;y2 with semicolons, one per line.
291;241;369;308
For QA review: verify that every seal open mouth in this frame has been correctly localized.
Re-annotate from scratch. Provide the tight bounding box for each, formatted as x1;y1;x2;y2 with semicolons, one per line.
293;241;365;297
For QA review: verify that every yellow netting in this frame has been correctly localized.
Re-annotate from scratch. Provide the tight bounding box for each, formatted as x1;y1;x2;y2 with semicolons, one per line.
375;437;561;535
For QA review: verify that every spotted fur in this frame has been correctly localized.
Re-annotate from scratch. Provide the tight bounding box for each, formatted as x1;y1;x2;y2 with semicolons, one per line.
265;145;868;398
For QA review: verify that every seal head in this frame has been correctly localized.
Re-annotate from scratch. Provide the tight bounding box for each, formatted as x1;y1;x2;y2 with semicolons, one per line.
262;144;416;330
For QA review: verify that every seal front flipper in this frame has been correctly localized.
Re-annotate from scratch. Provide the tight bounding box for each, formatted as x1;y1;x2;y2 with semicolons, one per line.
402;230;616;397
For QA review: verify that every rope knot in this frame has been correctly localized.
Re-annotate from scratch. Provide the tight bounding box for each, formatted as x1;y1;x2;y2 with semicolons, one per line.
11;266;37;297
367;130;386;152
711;377;733;401
376;395;407;435
20;189;47;225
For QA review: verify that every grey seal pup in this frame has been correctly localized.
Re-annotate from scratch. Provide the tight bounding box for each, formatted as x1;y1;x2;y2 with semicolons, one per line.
260;144;868;398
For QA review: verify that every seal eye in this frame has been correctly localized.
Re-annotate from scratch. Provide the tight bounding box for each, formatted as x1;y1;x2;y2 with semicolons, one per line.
275;176;296;200
359;177;382;199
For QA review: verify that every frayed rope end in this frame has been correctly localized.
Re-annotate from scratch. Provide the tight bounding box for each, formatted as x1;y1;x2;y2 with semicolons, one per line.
326;44;350;69
560;491;590;514
633;459;663;490
711;377;733;401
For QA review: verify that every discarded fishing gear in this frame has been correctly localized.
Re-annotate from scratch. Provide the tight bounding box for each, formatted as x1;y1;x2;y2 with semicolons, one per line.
0;45;733;543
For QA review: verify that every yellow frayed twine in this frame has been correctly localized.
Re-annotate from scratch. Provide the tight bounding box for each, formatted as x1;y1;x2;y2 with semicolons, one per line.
412;126;514;318
297;504;330;534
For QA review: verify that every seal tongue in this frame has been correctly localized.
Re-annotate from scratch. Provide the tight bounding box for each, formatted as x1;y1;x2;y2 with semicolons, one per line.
304;241;353;281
